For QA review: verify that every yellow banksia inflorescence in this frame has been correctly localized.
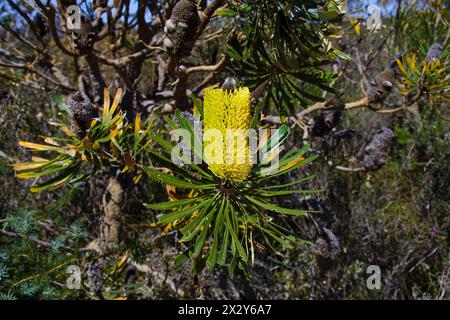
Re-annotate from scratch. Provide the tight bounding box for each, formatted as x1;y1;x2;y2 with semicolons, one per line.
203;87;253;183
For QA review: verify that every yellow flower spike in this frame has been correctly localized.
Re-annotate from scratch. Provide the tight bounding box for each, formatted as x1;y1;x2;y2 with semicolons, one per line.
203;87;253;183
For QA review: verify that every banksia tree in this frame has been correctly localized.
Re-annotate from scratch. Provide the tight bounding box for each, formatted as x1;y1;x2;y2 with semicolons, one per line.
1;0;449;300
144;86;317;276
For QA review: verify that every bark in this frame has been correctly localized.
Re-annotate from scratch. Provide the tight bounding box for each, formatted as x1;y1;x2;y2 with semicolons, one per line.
100;177;124;252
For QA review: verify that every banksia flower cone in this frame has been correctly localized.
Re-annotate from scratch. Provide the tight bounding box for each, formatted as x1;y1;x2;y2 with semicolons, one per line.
203;87;253;183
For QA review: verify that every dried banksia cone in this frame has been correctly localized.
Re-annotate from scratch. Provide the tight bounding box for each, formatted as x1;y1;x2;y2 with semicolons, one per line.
71;15;97;52
67;91;93;135
367;54;403;103
426;42;443;62
163;0;200;57
312;228;340;272
312;109;341;137
363;128;394;171
68;91;93;121
312;228;340;260
87;260;104;295
367;68;395;103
